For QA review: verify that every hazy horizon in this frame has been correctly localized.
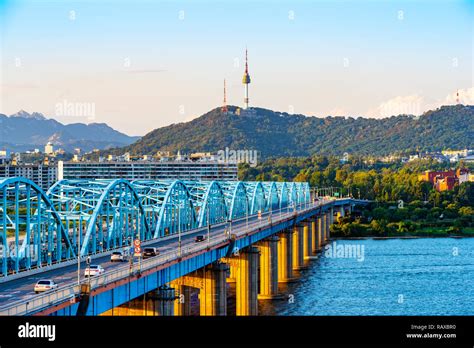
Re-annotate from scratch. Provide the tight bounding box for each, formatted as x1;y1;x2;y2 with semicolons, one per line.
1;0;473;136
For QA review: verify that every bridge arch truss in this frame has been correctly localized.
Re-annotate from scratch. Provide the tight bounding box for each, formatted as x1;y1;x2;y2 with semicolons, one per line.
0;177;311;278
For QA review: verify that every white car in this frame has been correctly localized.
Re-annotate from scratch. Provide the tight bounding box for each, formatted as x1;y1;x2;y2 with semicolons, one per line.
110;251;128;262
34;279;58;294
84;265;105;277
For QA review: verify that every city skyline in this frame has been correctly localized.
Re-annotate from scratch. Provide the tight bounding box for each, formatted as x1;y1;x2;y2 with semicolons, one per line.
0;0;473;136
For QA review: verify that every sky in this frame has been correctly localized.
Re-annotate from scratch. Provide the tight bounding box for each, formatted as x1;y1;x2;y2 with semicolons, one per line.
0;0;473;136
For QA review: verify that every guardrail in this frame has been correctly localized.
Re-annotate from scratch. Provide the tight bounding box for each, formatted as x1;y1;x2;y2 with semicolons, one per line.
0;198;338;316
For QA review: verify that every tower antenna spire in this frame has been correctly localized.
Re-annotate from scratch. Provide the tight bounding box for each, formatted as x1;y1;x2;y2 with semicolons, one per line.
456;90;460;104
222;79;228;114
242;47;251;110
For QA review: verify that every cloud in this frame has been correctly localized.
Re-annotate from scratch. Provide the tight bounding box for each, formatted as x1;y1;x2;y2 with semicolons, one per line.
327;107;348;116
366;87;474;118
366;94;425;118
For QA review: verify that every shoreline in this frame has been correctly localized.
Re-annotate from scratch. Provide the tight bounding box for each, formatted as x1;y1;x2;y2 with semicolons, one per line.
332;235;471;240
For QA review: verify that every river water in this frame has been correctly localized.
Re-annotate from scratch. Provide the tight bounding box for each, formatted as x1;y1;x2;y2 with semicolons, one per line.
259;238;474;315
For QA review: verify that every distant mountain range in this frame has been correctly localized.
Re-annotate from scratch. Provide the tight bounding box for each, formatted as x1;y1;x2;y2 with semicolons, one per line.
0;110;140;152
106;104;474;158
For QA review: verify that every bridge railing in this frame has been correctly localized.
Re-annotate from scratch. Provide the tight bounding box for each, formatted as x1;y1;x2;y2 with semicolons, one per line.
0;199;338;316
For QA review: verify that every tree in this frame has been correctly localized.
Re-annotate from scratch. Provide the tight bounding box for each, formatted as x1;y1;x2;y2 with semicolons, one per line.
370;219;387;236
458;206;474;216
455;182;474;207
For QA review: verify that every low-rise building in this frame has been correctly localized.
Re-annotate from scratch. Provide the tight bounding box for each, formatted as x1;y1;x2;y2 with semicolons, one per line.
434;176;458;191
419;168;471;192
418;170;456;184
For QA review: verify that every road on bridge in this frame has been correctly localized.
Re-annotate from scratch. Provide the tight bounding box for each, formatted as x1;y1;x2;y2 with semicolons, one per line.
0;206;301;308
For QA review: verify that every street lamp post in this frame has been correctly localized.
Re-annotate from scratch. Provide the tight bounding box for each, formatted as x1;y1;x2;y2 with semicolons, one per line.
246;198;250;230
207;206;211;247
77;229;81;286
86;256;91;291
177;203;181;257
269;202;272;224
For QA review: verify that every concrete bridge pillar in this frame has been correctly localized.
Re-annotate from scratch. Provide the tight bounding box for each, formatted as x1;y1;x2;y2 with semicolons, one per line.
257;235;281;300
277;229;294;283
155;285;176;316
325;213;331;241
303;222;313;260
317;216;323;248
226;262;238;283
173;284;192;316
319;215;326;245
292;225;305;270
311;218;318;254
199;263;229;316
236;247;260;316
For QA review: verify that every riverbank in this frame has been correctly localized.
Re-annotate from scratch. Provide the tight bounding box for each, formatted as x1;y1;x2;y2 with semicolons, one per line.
330;219;474;239
333;235;472;240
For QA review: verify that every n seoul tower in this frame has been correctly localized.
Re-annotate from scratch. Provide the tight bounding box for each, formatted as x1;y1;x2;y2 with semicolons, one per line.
242;48;251;109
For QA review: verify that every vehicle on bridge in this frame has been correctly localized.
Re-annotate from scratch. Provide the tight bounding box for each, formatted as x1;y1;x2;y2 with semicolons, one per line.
143;247;160;259
110;250;129;262
195;235;206;242
84;265;105;277
34;279;58;294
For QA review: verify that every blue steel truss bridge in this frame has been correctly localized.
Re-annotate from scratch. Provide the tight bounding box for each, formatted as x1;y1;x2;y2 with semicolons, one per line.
0;177;367;316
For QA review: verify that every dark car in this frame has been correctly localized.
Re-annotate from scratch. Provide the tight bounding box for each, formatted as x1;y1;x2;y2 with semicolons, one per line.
143;247;159;259
195;235;206;242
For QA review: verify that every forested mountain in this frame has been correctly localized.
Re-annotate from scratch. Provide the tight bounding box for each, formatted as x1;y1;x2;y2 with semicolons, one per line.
107;104;474;158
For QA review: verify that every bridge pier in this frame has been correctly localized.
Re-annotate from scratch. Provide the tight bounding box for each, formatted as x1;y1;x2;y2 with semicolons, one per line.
236;247;259;315
227;262;238;283
154;285;176;316
311;218;318;254
277;230;295;283
199;263;229;316
292;225;306;270
173;284;192;316
319;214;325;245
303;222;313;260
257;235;281;300
327;211;332;240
